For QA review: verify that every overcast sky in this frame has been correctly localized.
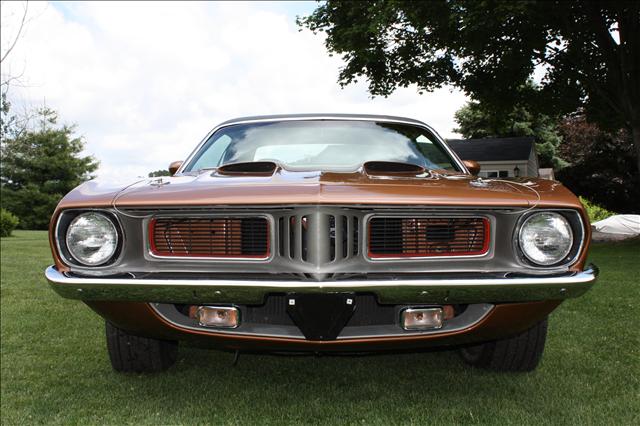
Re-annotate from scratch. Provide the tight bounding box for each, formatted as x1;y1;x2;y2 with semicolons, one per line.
1;1;468;180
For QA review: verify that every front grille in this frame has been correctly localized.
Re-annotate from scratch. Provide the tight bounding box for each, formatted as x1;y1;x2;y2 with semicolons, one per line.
368;217;489;258
145;209;492;267
149;217;269;258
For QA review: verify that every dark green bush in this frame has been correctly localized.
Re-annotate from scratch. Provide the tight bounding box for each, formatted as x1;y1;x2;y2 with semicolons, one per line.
579;197;616;223
0;208;20;237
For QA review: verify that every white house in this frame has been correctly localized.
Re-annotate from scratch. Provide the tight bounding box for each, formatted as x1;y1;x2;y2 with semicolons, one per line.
447;137;539;178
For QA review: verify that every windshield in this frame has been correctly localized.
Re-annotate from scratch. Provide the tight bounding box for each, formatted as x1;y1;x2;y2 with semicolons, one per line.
184;120;462;172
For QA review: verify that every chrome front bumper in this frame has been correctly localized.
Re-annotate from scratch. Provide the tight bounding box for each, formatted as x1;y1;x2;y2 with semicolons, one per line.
44;264;598;305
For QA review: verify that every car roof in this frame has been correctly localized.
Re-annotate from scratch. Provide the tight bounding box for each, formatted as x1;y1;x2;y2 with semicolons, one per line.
217;114;428;127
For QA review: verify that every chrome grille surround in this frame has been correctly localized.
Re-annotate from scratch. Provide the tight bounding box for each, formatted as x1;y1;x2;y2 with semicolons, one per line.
364;214;491;260
148;214;274;261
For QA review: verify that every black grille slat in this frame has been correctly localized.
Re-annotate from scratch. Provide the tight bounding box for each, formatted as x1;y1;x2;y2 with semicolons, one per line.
242;218;268;255
278;217;286;257
350;216;359;257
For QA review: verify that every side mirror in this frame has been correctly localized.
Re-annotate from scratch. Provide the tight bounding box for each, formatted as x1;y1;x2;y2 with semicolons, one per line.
168;160;184;176
463;160;481;176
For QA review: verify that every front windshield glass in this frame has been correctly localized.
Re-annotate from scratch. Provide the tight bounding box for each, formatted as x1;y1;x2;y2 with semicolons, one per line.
184;120;461;172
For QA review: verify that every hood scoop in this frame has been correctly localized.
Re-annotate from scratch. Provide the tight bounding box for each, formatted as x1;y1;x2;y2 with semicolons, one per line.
216;161;278;176
363;161;426;176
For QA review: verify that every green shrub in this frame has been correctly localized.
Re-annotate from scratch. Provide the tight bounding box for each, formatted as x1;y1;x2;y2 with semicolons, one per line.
0;209;20;237
580;196;616;223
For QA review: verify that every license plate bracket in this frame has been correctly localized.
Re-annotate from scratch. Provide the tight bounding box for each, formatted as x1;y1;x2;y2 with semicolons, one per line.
286;293;356;340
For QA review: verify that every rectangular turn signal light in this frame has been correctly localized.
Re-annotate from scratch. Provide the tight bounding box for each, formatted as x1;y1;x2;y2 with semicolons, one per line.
195;306;240;328
401;307;444;331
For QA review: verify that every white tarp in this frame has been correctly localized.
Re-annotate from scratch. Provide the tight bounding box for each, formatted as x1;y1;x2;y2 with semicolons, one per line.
592;215;640;236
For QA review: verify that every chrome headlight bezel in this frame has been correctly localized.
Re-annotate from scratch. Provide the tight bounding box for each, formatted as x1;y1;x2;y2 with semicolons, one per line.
56;210;123;267
515;210;584;268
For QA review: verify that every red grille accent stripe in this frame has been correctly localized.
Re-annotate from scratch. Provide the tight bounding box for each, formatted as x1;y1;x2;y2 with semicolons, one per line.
368;217;490;258
149;217;270;258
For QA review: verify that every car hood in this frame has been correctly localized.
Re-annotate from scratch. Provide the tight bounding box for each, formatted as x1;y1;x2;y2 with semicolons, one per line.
56;169;582;210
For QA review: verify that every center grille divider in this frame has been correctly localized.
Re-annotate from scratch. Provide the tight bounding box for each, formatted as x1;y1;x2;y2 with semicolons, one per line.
277;211;360;269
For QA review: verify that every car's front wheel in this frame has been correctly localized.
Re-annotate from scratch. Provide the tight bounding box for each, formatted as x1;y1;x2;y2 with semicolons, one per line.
459;317;548;372
105;322;178;373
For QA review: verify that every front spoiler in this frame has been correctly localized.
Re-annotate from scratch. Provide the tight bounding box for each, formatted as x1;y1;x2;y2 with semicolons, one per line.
44;265;598;305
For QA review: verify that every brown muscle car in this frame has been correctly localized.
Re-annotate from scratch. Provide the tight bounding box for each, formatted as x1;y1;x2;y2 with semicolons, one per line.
45;114;597;373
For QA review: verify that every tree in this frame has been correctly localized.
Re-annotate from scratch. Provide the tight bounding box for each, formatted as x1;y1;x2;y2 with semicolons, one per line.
556;114;639;213
1;1;30;140
148;169;171;177
299;1;640;172
454;101;566;169
1;108;99;229
1;1;29;90
0;92;14;140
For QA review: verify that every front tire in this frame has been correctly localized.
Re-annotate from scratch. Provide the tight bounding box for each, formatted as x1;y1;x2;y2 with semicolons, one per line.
105;322;178;373
460;317;548;372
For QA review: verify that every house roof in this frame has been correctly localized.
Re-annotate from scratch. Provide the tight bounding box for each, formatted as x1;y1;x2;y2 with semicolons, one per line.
447;137;535;162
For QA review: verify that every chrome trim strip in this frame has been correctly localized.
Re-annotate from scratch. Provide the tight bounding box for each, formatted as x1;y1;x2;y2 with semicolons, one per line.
177;115;468;175
45;264;598;305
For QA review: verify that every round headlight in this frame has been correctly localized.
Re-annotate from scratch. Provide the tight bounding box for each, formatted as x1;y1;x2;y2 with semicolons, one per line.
518;212;573;266
66;212;118;266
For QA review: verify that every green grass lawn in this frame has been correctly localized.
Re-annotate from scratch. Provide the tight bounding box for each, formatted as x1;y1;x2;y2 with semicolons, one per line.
1;230;639;425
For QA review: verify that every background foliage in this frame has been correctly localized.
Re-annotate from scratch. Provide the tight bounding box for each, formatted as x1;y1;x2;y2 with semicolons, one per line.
579;197;616;223
452;103;639;212
299;0;640;173
148;169;171;177
454;99;566;169
557;115;640;213
0;107;98;229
